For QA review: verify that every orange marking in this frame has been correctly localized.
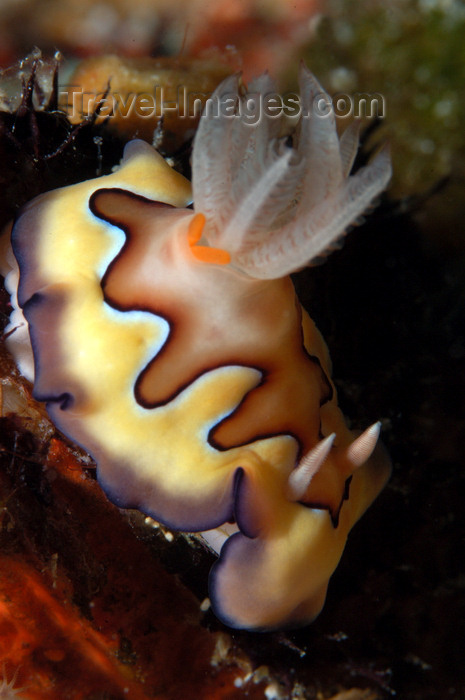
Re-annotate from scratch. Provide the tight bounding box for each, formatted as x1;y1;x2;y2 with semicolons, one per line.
187;212;231;265
187;213;206;245
191;246;231;265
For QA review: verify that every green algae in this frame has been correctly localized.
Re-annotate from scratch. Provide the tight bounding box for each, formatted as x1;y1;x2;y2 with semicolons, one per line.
300;0;465;205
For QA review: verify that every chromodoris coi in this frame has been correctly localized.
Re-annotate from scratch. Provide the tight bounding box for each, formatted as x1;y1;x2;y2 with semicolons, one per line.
1;64;392;630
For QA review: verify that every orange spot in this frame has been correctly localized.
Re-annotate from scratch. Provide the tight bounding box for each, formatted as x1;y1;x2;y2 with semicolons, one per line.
187;213;206;245
191;246;231;265
187;212;231;265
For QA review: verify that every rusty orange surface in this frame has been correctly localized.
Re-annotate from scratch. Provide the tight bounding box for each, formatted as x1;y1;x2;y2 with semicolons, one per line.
0;414;268;699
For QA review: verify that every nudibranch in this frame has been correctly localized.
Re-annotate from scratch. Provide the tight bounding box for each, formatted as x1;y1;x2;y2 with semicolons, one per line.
1;65;392;630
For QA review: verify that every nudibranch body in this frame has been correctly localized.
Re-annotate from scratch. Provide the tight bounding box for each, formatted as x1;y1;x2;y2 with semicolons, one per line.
2;65;392;630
